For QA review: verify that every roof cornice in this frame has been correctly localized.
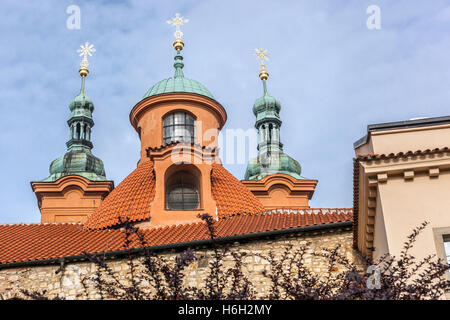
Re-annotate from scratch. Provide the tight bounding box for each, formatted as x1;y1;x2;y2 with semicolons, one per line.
130;92;227;133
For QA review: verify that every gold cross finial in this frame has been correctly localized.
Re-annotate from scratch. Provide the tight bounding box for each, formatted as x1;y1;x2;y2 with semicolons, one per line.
167;13;189;51
77;42;96;77
254;47;270;80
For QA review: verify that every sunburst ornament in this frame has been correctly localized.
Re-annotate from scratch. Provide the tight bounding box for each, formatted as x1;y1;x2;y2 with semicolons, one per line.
77;42;96;76
254;47;270;65
167;13;189;51
254;47;270;80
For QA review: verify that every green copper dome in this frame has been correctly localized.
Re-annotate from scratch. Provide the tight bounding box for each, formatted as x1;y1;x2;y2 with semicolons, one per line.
69;91;94;119
143;77;214;100
142;51;215;100
44;150;106;182
253;92;281;115
252;81;281;126
245;153;305;181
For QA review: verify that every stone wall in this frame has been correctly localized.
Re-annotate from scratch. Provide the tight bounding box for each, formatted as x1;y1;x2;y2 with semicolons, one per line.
0;227;364;299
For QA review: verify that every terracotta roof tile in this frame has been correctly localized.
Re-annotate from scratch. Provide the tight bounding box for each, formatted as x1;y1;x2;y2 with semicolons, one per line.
211;164;265;217
85;162;265;229
85;161;156;230
357;147;450;161
0;209;352;266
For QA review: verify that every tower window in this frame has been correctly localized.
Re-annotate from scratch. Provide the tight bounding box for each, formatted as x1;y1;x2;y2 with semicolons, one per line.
163;112;195;144
166;171;200;210
76;123;81;140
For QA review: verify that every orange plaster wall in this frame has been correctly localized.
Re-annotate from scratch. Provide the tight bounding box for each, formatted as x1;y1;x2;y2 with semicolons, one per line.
146;146;218;227
32;176;114;224
40;188;101;223
255;187;310;209
128;93;225;227
130;93;227;165
242;174;317;210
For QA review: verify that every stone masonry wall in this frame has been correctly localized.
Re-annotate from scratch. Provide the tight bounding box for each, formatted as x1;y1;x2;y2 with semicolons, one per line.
0;228;364;299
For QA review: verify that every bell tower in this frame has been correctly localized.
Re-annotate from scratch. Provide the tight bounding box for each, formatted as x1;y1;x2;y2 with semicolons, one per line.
242;49;317;209
31;42;114;223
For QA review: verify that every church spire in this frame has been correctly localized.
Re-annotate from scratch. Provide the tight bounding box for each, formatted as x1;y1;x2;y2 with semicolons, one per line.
41;42;107;182
167;13;189;78
244;48;302;181
252;48;283;161
66;42;97;152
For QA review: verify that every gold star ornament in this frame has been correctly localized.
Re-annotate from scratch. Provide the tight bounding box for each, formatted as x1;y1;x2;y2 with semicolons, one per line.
254;47;270;80
77;42;96;77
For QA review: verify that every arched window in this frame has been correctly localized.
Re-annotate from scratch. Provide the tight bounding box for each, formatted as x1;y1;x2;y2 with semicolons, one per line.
166;171;199;210
163;112;195;144
76;123;81;140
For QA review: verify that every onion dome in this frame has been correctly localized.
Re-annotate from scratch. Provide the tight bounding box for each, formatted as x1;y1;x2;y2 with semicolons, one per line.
245;153;303;180
69;90;94;116
252;80;282;127
45;150;106;182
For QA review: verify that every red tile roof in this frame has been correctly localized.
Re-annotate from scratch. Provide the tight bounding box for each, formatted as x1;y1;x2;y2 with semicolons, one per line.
0;209;352;267
85;161;156;230
211;164;265;217
85;162;265;230
0;223;126;265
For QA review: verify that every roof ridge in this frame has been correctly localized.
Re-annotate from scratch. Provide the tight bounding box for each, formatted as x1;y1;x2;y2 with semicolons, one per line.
0;210;354;266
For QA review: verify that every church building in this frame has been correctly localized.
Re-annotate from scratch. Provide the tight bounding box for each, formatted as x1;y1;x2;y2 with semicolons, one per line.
6;13;450;298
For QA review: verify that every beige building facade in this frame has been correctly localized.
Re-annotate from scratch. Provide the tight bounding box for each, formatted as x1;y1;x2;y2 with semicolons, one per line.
353;116;450;270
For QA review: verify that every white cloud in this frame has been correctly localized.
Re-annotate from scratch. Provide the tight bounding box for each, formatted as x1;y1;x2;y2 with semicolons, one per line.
1;0;450;222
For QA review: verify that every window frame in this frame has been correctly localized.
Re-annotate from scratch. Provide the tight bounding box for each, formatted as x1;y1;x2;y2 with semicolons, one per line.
444;235;450;266
162;112;195;145
165;170;201;211
432;227;450;290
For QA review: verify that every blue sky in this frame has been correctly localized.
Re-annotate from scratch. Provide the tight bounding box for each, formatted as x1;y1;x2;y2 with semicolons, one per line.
1;0;450;223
